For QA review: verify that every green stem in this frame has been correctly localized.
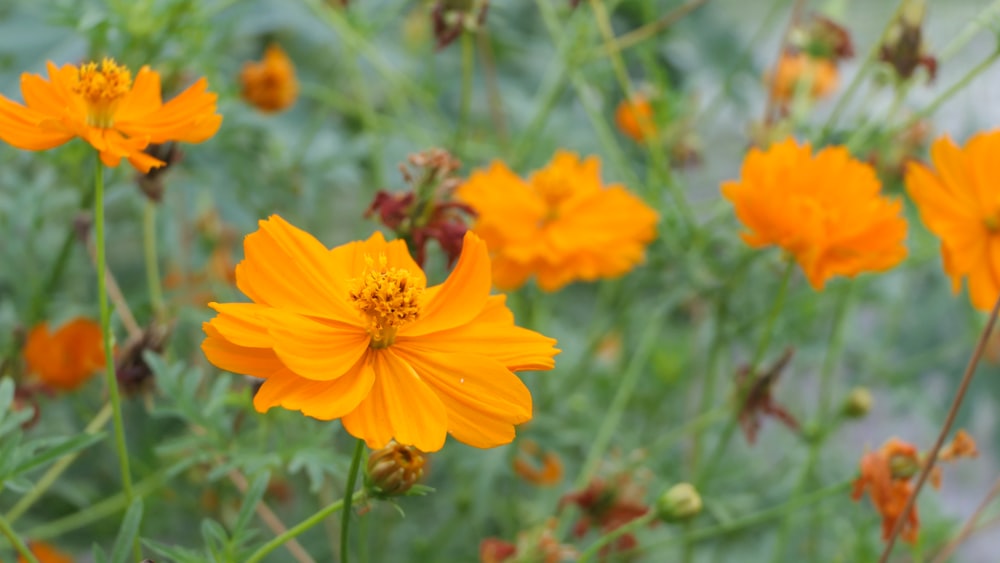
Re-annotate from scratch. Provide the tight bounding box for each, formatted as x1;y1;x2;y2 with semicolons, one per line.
0;512;38;563
939;0;1000;62
454;31;475;154
246;491;365;563
696;259;795;487
578;511;658;562
6;402;113;523
93;157;140;559
896;48;1000;133
143;200;165;322
341;439;366;563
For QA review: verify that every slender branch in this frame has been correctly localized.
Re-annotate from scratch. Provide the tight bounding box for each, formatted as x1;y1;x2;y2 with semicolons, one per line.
587;0;709;59
476;28;508;147
85;239;142;340
0;512;38;563
930;474;1000;563
762;0;805;124
245;491;366;563
879;295;1000;561
453;31;475;153
578;511;658;562
143;201;165;322
340;439;366;563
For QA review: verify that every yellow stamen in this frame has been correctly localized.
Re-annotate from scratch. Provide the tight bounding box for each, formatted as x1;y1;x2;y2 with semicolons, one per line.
72;58;132;128
348;254;424;348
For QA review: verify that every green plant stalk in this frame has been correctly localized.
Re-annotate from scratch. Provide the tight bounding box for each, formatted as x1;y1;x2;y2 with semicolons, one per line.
246;490;366;563
578;511;658;562
6;402;113;523
939;0;1000;62
689;299;729;472
895;48;1000;134
0;512;38;563
341;438;366;563
695;259;795;487
454;32;475;153
143;200;165;322
93;158;140;560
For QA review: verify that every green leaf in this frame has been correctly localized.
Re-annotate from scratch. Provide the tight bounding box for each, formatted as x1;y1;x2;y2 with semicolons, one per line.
110;498;144;563
0;377;14;414
231;471;270;541
9;431;105;478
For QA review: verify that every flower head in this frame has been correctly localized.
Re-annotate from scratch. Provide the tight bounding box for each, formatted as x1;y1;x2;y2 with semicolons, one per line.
722;138;908;289
240;44;298;113
560;464;652;556
905;131;1000;310
736;348;799;444
0;58;221;172
457;151;658;291
615;94;656;142
202;216;559;452
23;318;105;391
19;541;73;563
768;52;839;105
512;439;563;486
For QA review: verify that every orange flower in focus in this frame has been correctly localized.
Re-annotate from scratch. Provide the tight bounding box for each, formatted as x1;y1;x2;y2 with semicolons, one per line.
202;216;559;452
906;131;1000;310
722;138;908;289
18;542;73;563
457;151;658;291
240;44;298;113
23;318;105;391
615;95;656;142
769;52;838;104
512;439;563;486
0;58;221;172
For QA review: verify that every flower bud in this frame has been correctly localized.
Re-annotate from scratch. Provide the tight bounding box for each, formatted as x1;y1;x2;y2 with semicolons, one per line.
889;453;920;479
365;442;426;498
656;483;702;522
842;386;873;419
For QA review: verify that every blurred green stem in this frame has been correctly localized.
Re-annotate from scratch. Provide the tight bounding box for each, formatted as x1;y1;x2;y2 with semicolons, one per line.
341;438;366;563
454;32;475;154
0;513;38;563
6;403;113;523
143;200;165;322
940;0;1000;62
245;491;365;563
93;157;141;559
578;511;658;562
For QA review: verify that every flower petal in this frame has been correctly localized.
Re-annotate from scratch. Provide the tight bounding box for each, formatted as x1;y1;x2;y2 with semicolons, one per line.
253;353;374;420
371;350;448;452
405;231;491;336
328;231;426;292
397;320;558;372
202;323;284;378
266;310;370;381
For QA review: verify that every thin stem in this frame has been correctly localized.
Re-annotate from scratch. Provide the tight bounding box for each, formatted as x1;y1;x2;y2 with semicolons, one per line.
340;439;366;563
578;511;658;562
143;200;165;322
228;470;314;563
245;491;365;563
894;48;1000;134
93;157;140;559
0;512;38;563
879;295;1000;561
762;0;805;124
585;0;709;60
476;29;508;148
454;31;475;154
939;0;1000;62
6;402;113;522
931;474;1000;563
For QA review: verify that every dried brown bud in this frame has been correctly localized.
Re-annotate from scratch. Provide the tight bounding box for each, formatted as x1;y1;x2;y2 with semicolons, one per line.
365;442;426;498
116;323;170;396
136;143;183;202
880;0;936;81
431;0;489;50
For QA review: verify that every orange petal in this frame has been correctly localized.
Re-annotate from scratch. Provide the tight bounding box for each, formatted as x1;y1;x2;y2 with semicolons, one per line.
202;323;284;378
405;231;491;336
253;354;374;420
266;310;370;381
328;231;427;290
371;350;448;452
397;321;558;372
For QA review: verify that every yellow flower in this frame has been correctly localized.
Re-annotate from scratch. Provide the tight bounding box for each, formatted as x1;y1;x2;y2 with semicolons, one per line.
456;151;659;291
240;44;298;113
23;318;106;391
202;216;559;452
906;132;1000;310
0;58;221;172
722;138;908;289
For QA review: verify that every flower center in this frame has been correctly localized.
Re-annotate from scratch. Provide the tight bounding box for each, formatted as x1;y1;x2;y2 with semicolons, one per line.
348;254;424;348
985;214;1000;233
71;58;132;128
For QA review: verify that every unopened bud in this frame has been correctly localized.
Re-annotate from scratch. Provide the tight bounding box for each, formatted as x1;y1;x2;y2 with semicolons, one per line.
365;442;426;498
656;483;702;522
842;387;873;419
889;453;920;479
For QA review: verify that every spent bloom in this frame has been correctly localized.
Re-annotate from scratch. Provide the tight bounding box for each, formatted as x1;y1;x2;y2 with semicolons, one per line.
512;439;563;486
722;138;908;289
202;216;559;452
457;151;658;291
905;131;1000;310
23;318;105;392
240;44;298;113
479;519;578;563
0;58;221;172
615;94;656;142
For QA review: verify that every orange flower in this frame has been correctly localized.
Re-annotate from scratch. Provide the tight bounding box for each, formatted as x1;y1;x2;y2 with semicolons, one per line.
512;439;563;486
18;542;73;563
456;151;658;291
940;429;978;462
240;44;298;113
769;52;839;103
23;318;105;391
202;216;559;452
906;131;1000;310
615;95;656;142
852;438;922;544
0;58;221;173
722;138;908;289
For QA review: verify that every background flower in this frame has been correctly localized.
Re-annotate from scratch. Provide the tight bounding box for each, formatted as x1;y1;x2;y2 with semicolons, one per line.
23;318;105;392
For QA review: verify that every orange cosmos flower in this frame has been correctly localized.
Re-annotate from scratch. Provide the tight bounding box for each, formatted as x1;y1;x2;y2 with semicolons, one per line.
769;52;839;104
18;541;73;563
722;138;908;289
0;58;221;173
615;94;656;142
23;318;105;391
456;151;658;291
240;44;298;113
202;216;559;452
512;439;563;486
906;131;1000;310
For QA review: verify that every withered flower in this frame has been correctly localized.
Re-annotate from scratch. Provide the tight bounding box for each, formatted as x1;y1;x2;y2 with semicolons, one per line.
431;0;489;50
880;0;936;81
791;14;854;62
136;142;182;202
736;347;799;444
560;465;652;557
115;323;170;396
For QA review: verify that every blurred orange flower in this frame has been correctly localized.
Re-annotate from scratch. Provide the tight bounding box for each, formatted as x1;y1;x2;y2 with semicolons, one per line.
615;94;656;142
18;541;73;563
906;131;1000;310
0;58;221;172
769;52;838;104
202;216;559;452
240;44;298;113
852;438;922;544
722;138;908;289
457;151;658;291
23;318;105;391
512;439;563;486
